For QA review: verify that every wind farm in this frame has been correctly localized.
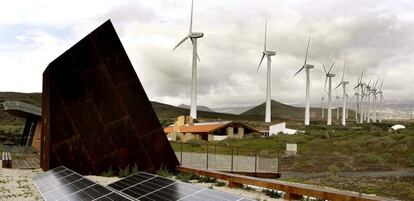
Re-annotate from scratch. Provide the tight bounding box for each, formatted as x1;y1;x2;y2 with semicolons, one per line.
0;0;413;201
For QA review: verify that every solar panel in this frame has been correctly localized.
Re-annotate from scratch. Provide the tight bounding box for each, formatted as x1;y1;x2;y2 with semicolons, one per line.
108;172;254;201
33;166;132;201
34;166;253;201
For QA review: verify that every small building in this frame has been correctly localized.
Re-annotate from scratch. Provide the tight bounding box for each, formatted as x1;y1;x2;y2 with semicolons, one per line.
2;101;42;152
164;116;258;142
268;122;303;136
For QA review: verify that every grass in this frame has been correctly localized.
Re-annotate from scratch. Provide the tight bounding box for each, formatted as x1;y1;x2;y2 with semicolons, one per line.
282;176;414;200
171;121;414;172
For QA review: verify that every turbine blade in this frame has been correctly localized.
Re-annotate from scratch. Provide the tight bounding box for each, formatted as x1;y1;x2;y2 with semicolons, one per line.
334;82;342;90
190;38;201;62
341;59;346;82
173;36;189;50
360;68;365;83
323;64;327;74
256;53;265;73
264;18;267;51
189;0;194;33
323;76;328;94
328;61;335;74
304;36;310;66
374;78;379;89
293;66;305;77
380;78;384;90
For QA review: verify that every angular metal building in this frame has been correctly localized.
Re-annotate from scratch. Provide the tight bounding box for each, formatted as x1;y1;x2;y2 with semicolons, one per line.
41;20;179;175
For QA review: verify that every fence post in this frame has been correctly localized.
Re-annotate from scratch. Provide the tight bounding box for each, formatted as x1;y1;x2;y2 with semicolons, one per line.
206;144;209;169
231;146;234;172
190;144;193;166
180;143;183;164
277;148;280;173
255;148;258;173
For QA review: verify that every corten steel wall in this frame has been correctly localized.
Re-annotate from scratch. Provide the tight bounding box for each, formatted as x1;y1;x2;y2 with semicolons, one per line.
41;20;179;175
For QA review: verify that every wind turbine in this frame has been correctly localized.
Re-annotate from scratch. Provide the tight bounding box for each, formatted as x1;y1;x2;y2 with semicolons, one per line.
365;79;372;123
334;60;349;126
372;78;379;122
294;36;314;126
376;79;384;123
323;62;336;125
256;19;276;123
335;60;349;126
173;0;204;120
353;69;364;123
351;88;359;122
335;93;340;120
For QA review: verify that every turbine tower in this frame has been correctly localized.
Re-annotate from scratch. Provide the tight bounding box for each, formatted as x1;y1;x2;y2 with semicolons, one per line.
372;79;379;122
323;62;336;126
376;79;384;123
294;36;314;126
354;69;364;123
365;79;372;123
334;60;349;126
256;19;276;123
321;96;325;119
335;95;340;120
173;0;204;119
351;89;359;122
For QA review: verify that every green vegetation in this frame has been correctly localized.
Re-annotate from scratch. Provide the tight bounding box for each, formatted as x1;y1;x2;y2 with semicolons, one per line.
116;164;139;177
283;176;414;200
262;189;282;199
172;121;414;172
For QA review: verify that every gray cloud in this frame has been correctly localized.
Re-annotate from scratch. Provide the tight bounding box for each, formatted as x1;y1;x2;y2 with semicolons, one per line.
0;0;413;110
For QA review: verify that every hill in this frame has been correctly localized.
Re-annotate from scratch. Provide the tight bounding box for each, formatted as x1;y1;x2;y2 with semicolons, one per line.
177;104;215;113
0;92;354;127
242;99;355;121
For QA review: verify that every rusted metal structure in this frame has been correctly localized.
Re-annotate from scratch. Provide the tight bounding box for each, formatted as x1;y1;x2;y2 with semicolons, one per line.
2;101;42;152
41;20;179;175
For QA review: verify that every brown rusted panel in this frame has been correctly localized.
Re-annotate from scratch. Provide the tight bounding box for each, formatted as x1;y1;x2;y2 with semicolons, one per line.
41;20;179;175
32;121;42;153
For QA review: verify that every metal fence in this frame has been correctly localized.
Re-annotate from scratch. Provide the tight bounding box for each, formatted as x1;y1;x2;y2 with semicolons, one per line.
171;142;279;173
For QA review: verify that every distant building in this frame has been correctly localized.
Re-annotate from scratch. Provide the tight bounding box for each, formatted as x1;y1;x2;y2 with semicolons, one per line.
164;116;258;142
2;101;41;152
268;122;304;136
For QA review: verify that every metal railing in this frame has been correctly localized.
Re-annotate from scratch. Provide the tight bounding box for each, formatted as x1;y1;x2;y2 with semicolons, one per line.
171;141;279;173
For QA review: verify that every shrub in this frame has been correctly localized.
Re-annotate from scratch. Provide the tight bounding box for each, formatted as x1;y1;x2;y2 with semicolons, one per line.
101;167;114;177
176;173;198;183
409;154;414;167
363;153;381;163
118;165;131;177
262;189;282;198
156;166;173;178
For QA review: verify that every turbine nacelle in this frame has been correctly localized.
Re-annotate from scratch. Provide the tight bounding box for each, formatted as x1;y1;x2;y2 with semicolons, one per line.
264;50;276;56
327;73;335;78
305;64;314;69
189;32;204;38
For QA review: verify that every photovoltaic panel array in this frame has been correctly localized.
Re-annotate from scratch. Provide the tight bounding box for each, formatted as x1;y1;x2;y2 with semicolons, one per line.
32;166;132;201
108;172;254;201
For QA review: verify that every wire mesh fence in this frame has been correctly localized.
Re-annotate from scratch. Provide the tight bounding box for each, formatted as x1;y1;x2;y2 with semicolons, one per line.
171;142;279;173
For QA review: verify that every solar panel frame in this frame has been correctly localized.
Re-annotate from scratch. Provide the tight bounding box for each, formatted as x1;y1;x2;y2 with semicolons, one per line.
108;171;254;201
33;166;133;201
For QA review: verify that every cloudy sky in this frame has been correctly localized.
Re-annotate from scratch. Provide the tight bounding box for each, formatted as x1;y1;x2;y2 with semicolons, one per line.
0;0;413;110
